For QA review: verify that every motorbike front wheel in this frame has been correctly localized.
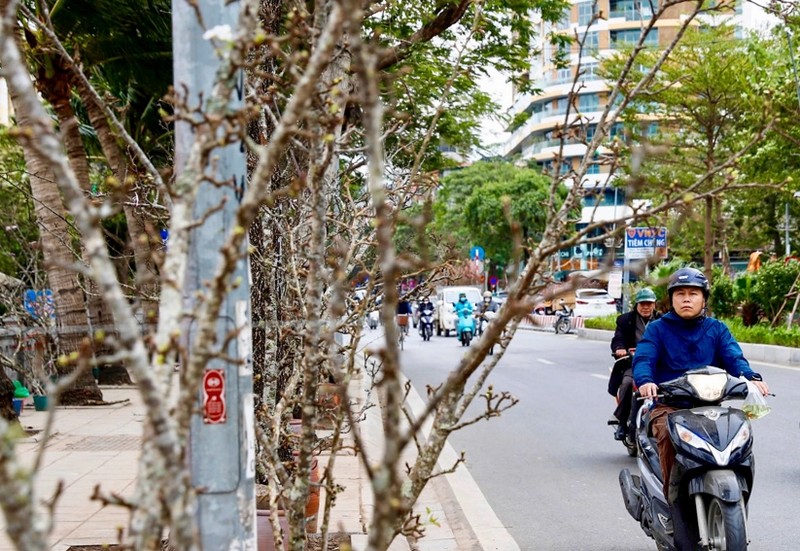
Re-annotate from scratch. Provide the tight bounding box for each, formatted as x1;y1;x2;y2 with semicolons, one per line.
706;497;747;551
555;317;570;334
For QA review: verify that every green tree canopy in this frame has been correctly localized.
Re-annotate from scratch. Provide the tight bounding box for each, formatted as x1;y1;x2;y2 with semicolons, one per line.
601;24;774;272
433;161;561;268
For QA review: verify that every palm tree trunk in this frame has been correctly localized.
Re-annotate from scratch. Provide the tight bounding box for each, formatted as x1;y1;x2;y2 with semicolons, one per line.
8;48;102;403
72;74;161;325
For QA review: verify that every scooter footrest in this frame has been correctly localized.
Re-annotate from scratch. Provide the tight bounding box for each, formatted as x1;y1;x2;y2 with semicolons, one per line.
608;418;620;426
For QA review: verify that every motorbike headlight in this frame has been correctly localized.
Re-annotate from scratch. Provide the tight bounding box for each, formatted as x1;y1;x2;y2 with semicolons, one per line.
675;422;751;466
675;424;712;453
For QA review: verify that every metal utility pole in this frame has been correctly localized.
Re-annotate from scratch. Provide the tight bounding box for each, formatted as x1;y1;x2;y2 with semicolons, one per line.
173;1;255;548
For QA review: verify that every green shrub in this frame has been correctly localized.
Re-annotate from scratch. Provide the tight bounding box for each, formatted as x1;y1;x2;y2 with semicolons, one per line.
584;315;617;331
709;265;736;318
583;314;800;347
751;259;800;322
722;317;800;348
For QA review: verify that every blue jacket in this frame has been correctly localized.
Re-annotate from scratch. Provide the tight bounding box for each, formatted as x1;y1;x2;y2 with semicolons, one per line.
454;299;474;317
633;311;757;386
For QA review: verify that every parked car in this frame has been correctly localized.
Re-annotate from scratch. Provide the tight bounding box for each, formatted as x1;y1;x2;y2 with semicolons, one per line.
572;288;617;318
434;286;482;337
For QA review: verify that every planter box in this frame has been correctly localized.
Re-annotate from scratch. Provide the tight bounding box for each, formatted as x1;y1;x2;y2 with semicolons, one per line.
33;395;48;411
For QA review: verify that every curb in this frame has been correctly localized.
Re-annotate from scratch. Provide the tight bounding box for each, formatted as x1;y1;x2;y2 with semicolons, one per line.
577;327;800;367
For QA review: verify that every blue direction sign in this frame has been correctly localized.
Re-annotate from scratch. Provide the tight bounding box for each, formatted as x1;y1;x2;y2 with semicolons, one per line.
625;227;668;259
470;246;485;261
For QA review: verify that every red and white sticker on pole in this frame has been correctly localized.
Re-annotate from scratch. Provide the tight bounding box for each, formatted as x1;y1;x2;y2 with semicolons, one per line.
202;369;227;424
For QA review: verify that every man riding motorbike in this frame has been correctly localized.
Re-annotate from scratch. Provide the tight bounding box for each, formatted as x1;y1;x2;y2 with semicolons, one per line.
609;287;660;442
633;267;770;550
417;295;435;340
476;291;499;333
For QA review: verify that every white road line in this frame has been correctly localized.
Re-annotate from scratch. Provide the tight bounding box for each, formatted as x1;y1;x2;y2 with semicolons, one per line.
537;358;555;365
749;360;800;371
403;375;521;551
590;373;608;380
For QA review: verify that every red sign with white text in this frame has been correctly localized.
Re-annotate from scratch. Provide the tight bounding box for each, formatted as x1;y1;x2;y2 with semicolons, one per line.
202;369;227;424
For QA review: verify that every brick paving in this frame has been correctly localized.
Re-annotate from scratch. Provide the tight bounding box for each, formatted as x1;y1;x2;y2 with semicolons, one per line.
0;373;469;551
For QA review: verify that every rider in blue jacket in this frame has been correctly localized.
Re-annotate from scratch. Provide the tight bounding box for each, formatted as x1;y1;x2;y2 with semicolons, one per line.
454;292;474;317
633;267;769;551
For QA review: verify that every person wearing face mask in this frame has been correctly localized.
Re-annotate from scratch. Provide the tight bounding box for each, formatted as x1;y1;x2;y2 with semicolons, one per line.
633;267;770;550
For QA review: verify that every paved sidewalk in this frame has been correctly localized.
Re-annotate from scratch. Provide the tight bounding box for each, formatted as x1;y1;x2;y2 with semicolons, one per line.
0;387;142;551
0;371;481;551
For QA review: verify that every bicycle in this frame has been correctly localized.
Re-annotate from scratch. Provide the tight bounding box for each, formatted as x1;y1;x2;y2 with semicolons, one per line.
397;314;409;350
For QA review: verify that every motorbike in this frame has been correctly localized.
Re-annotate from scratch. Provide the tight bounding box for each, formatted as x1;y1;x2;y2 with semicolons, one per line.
607;349;638;457
619;367;757;551
475;310;498;354
455;309;475;346
553;304;573;334
418;307;435;341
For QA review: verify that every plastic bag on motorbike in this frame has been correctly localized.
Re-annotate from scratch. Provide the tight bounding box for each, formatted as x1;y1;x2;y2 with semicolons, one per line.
741;378;771;420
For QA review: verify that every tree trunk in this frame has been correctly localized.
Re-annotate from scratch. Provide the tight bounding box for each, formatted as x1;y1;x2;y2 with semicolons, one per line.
714;197;731;276
72;74;162;324
39;65;111;401
8;53;102;404
703;195;714;281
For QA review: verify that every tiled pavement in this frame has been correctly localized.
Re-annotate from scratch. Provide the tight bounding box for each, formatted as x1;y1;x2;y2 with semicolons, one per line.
0;370;474;551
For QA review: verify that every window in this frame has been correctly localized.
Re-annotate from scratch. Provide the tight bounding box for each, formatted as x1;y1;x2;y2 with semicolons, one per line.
578;1;598;26
609;0;659;20
583;31;599;51
587;163;601;174
580;63;599;82
610;29;658;47
578;93;600;112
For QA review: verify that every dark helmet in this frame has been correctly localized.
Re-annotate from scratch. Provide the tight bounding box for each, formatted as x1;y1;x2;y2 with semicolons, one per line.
667;267;709;300
459;292;467;300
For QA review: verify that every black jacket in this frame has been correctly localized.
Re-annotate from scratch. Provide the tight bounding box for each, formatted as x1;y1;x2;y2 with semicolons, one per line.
610;309;661;354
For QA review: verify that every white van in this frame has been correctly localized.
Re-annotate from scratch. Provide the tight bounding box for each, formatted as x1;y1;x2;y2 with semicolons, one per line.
434;286;482;336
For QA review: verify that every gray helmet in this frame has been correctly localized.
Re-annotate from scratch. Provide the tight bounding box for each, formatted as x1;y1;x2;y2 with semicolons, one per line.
634;288;657;304
667;267;709;299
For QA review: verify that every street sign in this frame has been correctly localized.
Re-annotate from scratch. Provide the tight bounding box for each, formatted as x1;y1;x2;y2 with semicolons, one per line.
624;227;668;259
202;369;227;424
470;245;485;261
23;289;55;320
607;270;623;299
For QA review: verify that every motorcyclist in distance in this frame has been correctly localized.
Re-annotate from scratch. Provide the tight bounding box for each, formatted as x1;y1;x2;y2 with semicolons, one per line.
419;295;435;313
479;290;499;315
609;287;660;441
454;292;474;317
633;267;770;550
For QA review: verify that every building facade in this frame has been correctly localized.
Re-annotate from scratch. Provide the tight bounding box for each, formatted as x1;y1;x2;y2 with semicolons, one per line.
502;0;775;273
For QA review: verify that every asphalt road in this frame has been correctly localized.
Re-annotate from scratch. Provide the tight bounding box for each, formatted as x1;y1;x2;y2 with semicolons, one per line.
396;324;800;551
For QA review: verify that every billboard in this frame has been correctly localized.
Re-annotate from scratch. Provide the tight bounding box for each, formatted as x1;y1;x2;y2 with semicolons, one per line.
624;227;668;260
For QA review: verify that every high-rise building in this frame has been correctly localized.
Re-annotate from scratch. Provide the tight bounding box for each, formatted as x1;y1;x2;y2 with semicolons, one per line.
502;0;776;272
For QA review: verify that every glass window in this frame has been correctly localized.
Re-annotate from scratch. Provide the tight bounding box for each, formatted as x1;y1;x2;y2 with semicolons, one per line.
583;31;599;51
578;93;600;111
610;28;658;47
587;163;601;174
578;2;598;26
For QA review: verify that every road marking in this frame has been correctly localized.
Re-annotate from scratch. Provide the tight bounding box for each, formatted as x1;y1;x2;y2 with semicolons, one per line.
749;360;800;371
590;373;607;380
403;375;521;551
537;359;555;365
